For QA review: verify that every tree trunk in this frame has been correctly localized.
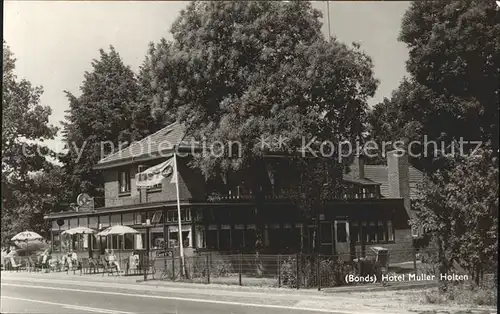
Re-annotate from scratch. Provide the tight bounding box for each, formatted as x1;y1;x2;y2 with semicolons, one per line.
437;235;448;292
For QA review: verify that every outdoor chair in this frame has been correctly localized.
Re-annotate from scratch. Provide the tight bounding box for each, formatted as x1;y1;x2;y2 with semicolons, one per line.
92;257;105;274
48;259;59;272
66;258;79;275
28;256;43;272
88;258;98;274
40;255;51;272
140;256;156;277
79;258;95;275
8;257;23;272
26;257;35;272
101;256;118;276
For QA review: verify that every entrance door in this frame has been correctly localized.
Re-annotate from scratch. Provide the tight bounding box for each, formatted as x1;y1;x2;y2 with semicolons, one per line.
319;222;334;255
334;220;350;261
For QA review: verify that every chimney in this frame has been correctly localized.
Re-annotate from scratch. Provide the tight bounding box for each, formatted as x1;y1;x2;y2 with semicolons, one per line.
387;150;410;211
351;154;365;179
358;154;365;179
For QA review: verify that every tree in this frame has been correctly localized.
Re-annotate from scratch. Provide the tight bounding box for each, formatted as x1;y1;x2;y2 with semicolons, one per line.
60;46;144;204
146;0;377;177
1;41;61;246
414;145;498;287
368;0;500;170
143;1;378;257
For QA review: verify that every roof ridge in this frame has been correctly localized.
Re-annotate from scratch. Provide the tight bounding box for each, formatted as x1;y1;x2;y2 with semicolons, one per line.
98;121;181;163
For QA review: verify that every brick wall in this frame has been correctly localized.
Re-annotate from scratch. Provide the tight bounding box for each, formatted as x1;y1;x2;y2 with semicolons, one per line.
102;158;206;208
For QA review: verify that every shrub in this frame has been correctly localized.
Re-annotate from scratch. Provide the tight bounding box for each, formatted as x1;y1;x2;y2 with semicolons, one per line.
210;256;234;277
420;281;497;306
279;255;358;288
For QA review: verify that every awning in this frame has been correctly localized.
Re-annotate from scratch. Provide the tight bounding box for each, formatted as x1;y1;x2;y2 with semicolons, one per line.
135;158;175;188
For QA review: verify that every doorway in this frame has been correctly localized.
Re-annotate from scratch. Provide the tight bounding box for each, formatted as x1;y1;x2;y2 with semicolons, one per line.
334;220;350;260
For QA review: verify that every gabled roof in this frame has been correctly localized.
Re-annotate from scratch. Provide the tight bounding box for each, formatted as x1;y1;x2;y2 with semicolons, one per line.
95;122;194;169
347;164;424;199
342;174;381;186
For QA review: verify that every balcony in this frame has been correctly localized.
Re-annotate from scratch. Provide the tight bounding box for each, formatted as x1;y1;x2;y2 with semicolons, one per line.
206;185;381;203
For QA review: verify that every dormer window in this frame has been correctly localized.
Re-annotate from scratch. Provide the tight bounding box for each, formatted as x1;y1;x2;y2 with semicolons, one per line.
119;170;131;193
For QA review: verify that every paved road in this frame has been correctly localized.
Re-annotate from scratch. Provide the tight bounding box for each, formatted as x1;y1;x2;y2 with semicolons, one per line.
1;276;354;314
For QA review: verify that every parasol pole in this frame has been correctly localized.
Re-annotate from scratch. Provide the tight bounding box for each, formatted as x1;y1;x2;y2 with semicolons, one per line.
173;151;186;277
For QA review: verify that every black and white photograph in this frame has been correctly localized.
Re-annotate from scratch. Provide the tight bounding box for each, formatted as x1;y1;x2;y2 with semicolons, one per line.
1;1;498;313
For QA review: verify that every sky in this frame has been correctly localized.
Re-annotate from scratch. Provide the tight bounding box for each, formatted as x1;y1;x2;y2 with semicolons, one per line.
4;1;410;153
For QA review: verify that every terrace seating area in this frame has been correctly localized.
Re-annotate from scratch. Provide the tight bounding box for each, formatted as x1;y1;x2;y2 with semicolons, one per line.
1;254;155;277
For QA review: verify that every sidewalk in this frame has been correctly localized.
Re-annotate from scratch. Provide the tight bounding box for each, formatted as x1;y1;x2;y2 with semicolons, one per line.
2;271;496;314
0;269;436;294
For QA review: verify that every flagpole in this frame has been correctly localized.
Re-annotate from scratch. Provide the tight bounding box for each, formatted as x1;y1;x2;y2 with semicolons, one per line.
326;1;331;39
173;151;185;277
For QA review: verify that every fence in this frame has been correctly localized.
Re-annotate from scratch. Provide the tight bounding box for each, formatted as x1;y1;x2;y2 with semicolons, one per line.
144;247;446;290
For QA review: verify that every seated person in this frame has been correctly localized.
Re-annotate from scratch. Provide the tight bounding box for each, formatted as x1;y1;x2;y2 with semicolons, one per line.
105;249;121;272
129;251;139;271
6;248;19;269
41;249;51;265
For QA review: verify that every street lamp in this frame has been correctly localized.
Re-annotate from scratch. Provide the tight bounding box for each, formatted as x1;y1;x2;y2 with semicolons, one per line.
142;219;151;281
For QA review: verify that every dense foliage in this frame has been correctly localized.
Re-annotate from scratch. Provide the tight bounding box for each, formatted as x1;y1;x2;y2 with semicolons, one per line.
143;1;377;176
1;42;67;246
414;147;498;286
368;0;499;171
60;46;150;204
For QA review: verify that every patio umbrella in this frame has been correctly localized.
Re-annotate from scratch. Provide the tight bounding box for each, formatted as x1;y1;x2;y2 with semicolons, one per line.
97;225;139;270
11;231;44;256
11;231;43;242
97;225;139;236
62;227;96;253
62;226;96;235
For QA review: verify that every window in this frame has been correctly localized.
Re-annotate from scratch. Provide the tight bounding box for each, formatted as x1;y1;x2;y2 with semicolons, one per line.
377;221;385;242
119;170;131;193
196;227;206;249
82;234;89;249
135;233;145;250
147;183;162;191
99;215;110;228
122;213;134;226
368;221;376;243
320;223;333;244
108;235;123;250
110;214;121;226
387;221;394;241
91;235;98;251
79;217;88;228
206;229;218;249
70;218;78;228
181;208;191;221
151;211;163;224
245;228;256;250
167;210;178;222
336;222;348;243
151;232;165;249
350;222;359;243
134;212;146;225
89;217;98;229
357;220;394;244
124;233;134;250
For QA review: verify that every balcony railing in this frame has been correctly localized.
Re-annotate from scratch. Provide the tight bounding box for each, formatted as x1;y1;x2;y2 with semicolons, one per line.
206;186;381;202
99;185;382;208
